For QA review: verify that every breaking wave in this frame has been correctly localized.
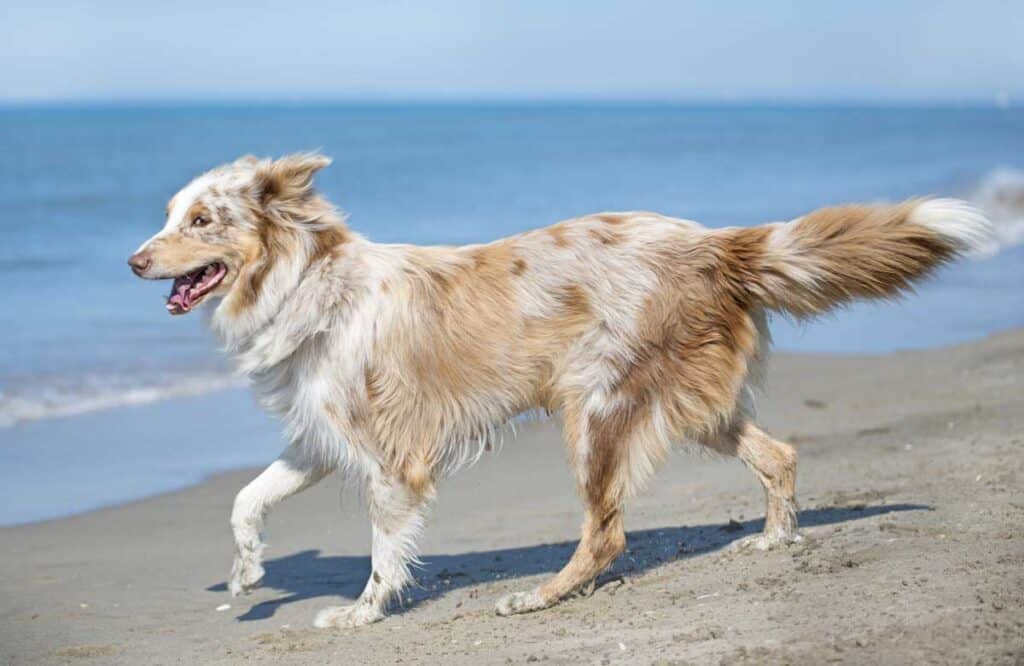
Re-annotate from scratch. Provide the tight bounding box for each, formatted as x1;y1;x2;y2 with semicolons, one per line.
0;368;246;429
968;168;1024;257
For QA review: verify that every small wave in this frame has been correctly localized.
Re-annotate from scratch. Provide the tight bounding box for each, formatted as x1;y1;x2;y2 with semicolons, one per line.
968;168;1024;257
0;370;246;429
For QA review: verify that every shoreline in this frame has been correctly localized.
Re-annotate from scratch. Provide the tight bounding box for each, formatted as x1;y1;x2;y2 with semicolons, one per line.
1;328;1022;663
0;388;282;527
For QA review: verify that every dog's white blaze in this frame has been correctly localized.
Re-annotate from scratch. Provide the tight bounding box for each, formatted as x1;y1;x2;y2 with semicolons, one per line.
134;178;211;254
167;179;206;229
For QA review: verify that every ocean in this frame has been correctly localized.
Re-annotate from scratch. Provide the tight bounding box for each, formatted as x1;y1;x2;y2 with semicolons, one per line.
1;103;1023;430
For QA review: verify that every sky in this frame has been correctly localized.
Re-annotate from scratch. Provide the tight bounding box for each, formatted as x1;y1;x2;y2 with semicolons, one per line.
2;0;1022;104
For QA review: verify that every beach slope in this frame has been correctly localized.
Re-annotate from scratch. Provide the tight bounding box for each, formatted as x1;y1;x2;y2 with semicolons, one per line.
2;330;1022;664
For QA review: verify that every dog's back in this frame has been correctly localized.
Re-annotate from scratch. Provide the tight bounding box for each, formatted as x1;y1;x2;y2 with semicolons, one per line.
360;199;986;485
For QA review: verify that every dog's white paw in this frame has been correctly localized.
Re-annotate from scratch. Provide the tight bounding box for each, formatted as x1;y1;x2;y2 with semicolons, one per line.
228;555;264;596
495;589;548;616
313;603;384;629
730;530;804;553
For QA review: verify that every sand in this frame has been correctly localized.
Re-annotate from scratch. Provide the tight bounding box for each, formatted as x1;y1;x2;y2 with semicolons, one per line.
1;330;1022;665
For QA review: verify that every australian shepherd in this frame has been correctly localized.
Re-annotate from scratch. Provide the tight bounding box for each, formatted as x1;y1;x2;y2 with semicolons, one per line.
129;153;989;628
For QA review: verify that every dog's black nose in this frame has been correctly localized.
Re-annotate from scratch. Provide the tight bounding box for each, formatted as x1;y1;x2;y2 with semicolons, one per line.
128;252;151;276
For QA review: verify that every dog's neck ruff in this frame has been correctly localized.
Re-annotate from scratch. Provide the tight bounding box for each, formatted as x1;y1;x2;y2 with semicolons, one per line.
211;229;365;377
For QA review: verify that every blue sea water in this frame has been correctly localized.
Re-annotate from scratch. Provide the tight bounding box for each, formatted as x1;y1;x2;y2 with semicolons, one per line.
1;103;1023;430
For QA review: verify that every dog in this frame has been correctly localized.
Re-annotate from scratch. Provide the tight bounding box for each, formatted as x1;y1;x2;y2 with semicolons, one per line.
129;153;989;628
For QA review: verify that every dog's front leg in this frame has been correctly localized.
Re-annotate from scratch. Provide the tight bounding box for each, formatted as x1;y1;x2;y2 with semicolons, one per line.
314;470;428;628
229;442;333;596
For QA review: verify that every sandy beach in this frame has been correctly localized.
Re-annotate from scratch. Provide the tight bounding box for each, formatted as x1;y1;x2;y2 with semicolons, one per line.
1;329;1022;665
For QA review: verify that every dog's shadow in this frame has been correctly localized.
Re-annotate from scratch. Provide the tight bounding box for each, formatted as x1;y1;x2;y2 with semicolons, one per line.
208;503;927;622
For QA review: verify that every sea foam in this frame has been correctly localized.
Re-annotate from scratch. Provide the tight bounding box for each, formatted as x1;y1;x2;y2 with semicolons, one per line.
968;168;1024;256
0;370;246;429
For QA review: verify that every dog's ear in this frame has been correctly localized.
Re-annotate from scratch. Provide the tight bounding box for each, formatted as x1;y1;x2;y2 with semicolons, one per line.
233;154;262;168
254;152;332;205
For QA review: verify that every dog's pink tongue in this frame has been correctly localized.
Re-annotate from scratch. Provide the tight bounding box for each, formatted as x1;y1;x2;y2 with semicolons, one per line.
166;277;190;314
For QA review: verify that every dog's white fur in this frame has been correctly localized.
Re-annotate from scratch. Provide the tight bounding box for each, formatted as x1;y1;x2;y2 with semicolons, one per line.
130;154;991;627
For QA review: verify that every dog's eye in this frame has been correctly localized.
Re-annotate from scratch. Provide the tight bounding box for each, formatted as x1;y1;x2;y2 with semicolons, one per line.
192;215;210;227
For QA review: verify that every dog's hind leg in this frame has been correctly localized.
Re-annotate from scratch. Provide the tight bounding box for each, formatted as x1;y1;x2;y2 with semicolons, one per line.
495;501;626;617
315;469;429;629
496;397;663;616
707;421;801;550
229;442;334;596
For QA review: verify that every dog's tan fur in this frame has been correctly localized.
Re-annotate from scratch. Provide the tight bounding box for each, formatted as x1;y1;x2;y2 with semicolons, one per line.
129;153;990;626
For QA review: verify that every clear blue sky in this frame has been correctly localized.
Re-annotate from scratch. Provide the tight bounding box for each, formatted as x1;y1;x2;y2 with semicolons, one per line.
3;0;1021;103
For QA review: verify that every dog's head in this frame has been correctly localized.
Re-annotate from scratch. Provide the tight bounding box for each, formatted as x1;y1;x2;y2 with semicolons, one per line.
128;153;335;316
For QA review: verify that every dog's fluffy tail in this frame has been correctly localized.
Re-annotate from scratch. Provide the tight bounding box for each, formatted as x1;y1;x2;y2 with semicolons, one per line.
722;199;991;318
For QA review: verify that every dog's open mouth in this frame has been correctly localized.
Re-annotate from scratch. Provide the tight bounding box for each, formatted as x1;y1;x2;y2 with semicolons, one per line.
166;262;227;315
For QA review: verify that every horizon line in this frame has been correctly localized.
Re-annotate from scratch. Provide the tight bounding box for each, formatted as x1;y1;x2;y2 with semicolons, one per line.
0;95;1016;111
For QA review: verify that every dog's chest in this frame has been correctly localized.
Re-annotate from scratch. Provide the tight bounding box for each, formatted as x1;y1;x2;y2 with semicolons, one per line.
259;313;380;447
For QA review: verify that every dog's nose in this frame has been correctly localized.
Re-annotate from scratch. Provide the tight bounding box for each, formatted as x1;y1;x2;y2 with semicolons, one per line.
128;252;152;276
